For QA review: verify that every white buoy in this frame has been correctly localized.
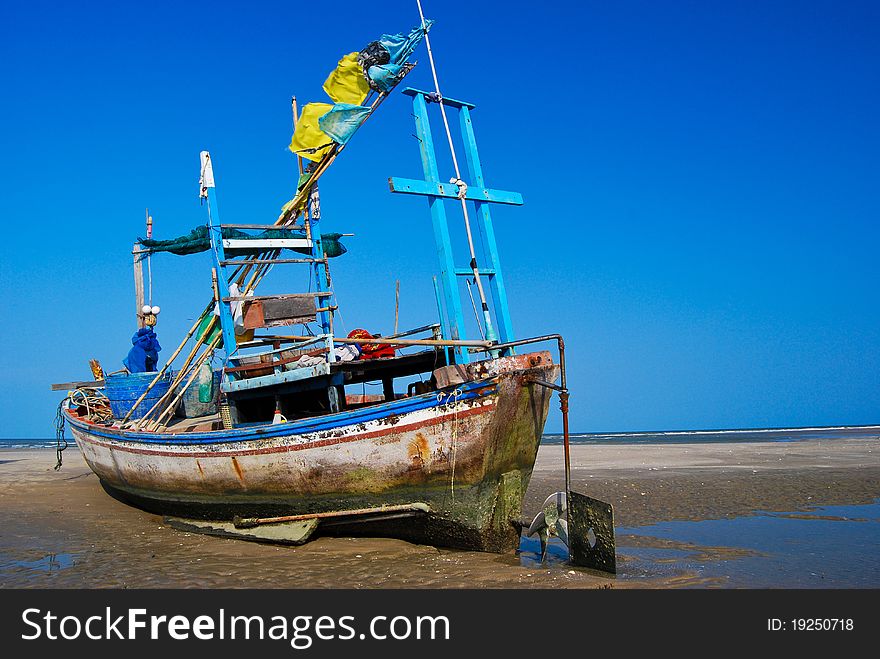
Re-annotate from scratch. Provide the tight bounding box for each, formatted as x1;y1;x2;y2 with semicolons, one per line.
151;305;161;315
141;304;152;314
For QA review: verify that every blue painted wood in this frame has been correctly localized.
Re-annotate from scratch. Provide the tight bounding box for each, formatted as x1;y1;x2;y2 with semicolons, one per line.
226;372;345;401
221;361;332;393
402;87;476;109
455;267;496;276
392;91;521;359
204;183;239;368
458;106;516;350
388;177;523;206
411;92;469;363
305;187;334;343
68;377;497;445
431;275;452;365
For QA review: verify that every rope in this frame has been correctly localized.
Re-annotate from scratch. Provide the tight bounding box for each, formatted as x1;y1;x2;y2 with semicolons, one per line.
450;387;461;506
53;400;68;470
415;0;496;342
70;388;113;422
437;387;462;506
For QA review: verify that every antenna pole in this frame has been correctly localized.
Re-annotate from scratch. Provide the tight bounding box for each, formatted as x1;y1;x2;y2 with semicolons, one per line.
145;209;153;306
291;96;304;178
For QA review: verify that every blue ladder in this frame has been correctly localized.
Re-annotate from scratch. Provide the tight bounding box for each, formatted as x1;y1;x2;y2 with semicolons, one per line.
199;151;341;412
389;88;523;363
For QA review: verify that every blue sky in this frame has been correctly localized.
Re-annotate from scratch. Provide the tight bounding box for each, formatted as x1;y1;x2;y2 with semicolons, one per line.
1;0;877;437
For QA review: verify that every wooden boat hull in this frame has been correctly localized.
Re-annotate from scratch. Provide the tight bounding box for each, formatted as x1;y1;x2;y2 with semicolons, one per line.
64;352;559;552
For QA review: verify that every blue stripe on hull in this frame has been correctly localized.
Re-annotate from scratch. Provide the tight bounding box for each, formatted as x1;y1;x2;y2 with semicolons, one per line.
66;378;497;446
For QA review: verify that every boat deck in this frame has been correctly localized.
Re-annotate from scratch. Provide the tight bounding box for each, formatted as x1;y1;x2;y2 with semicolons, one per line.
169;348;450;432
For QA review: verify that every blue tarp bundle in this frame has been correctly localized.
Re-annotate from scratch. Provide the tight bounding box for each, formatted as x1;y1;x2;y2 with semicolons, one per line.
316;22;433;144
124;327;161;373
379;20;434;64
366;64;405;92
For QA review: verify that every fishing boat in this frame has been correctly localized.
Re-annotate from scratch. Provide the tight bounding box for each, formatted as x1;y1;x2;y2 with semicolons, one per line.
52;13;616;571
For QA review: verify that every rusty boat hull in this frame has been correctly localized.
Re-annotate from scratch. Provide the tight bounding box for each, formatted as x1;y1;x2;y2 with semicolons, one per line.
64;352;559;552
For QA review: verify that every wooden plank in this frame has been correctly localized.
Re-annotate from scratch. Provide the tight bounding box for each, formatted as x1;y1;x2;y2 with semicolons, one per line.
243;296;317;330
388;177;523;206
225;353;324;374
454;267;496;276
133;244;145;328
221;361;332;393
223;292;331;302
222;238;312;250
381;323;442;340
220;223;304;230
262;297;316;324
51;379;105;391
234;335;328;354
402;87;476;109
220;258;322;266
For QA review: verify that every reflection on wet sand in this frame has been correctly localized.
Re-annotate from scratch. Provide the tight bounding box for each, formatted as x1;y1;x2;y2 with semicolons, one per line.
0;434;877;588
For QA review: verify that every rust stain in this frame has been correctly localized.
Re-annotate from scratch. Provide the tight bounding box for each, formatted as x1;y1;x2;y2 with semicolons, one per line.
196;460;204;477
231;456;244;483
407;433;429;471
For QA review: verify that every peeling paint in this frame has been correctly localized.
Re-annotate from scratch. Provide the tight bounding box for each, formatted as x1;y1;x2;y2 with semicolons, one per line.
69;354;560;552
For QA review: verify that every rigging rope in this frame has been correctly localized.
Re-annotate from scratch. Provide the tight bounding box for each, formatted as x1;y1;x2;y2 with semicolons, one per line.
54;400;68;470
52;387;112;469
415;0;495;342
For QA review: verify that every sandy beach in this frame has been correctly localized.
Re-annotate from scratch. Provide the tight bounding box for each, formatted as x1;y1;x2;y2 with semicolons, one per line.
1;436;878;588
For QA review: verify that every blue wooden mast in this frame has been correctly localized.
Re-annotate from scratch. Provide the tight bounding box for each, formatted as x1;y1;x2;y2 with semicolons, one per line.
200;151;239;359
389;88;522;363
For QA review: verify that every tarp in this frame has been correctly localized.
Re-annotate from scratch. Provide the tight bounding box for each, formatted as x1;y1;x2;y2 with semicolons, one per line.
318;103;372;145
279;21;431;222
289;102;335;162
124;327;161;373
379;20;433;64
139;225;347;258
196;314;221;347
323;52;370;105
366;64;405;92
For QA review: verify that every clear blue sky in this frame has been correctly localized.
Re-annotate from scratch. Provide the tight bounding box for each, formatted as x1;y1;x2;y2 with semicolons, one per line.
1;0;877;437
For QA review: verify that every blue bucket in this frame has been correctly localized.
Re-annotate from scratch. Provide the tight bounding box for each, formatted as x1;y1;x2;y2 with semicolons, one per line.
104;371;173;420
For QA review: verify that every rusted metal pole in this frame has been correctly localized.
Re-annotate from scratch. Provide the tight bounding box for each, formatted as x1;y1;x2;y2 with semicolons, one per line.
556;337;571;499
258;334;492;349
394;279;400;335
498;334;572;540
234;502;430;528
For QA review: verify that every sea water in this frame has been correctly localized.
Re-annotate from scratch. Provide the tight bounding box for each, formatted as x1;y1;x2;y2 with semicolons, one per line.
542;424;880;445
617;500;880;587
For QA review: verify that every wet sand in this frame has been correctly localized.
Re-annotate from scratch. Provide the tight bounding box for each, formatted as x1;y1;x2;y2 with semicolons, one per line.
1;437;878;588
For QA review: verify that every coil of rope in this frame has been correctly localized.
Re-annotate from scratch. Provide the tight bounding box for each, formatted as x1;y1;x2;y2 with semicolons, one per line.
53;399;68;471
69;388;113;423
